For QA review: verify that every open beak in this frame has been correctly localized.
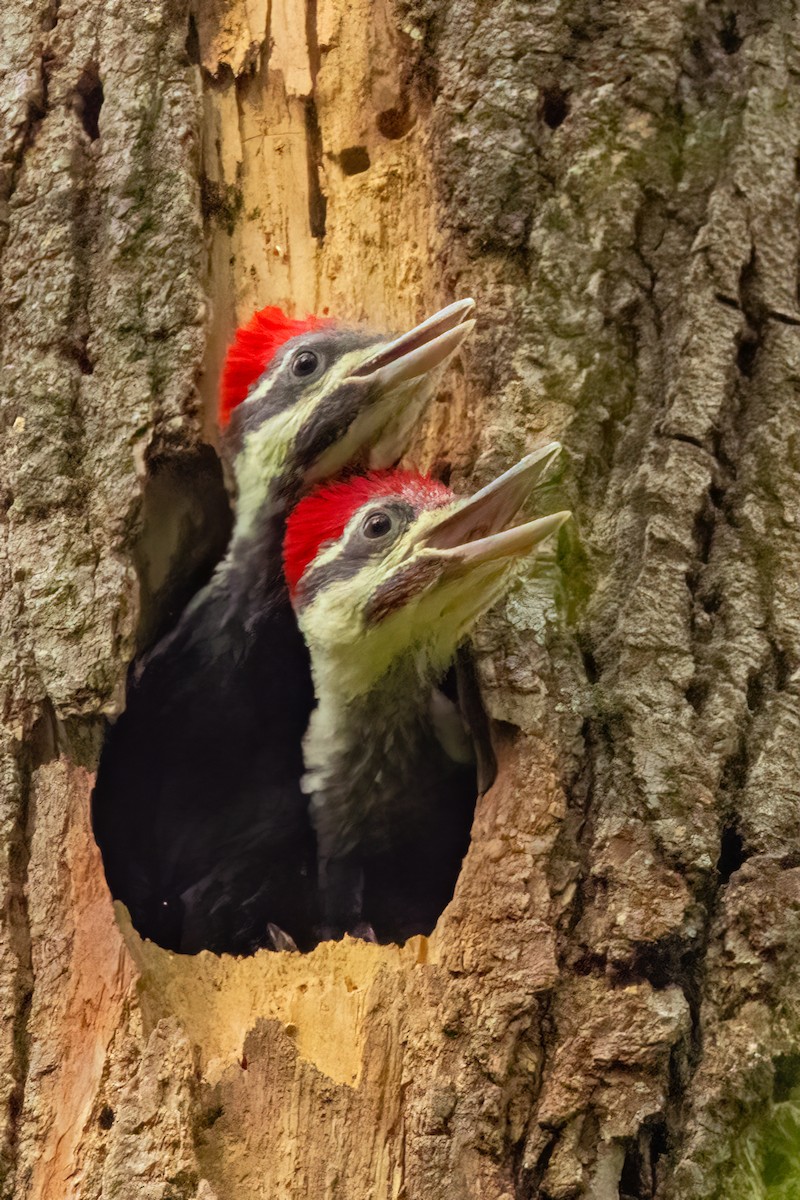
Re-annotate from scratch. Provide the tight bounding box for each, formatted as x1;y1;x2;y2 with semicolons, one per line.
347;299;476;390
420;444;570;573
363;446;569;627
304;298;475;483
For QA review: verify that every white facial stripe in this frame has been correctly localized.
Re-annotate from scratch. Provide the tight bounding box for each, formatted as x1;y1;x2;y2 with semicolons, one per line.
297;495;527;702
240;345;373;415
299;553;520;702
301;500;459;579
233;400;315;537
232;346;386;537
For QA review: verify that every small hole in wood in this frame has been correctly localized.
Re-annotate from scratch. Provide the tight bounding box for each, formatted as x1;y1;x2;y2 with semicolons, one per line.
716;824;746;882
736;329;758;376
185;14;201;65
718;13;743;54
541;87;570;130
581;647;599;684
685;677;708;713
339;146;371;176
98;1105;115;1130
746;668;764;713
376;106;414;140
619;1136;645;1199
430;459;452;486
73;65;104;141
773;1054;800;1102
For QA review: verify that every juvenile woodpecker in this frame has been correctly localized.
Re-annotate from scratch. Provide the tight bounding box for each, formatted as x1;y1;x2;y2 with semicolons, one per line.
284;444;569;940
92;299;475;954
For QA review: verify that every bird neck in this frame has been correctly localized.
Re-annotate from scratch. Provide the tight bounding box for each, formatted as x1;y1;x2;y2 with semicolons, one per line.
302;649;467;802
218;461;303;620
226;502;285;604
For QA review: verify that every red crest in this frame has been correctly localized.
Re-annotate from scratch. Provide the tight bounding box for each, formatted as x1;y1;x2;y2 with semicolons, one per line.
283;470;452;598
219;306;326;427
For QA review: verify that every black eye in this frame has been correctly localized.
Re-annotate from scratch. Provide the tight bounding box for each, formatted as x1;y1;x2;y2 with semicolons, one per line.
292;350;319;377
362;510;393;539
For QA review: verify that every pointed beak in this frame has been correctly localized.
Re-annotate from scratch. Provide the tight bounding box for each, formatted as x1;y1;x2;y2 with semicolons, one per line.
420;444;570;573
347;299;476;391
362;447;570;627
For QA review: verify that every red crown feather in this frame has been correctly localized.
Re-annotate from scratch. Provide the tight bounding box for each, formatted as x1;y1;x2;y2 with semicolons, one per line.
219;305;327;427
283;470;453;598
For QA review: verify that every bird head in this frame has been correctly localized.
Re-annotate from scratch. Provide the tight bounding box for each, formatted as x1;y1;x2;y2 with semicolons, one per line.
284;443;570;700
219;300;475;534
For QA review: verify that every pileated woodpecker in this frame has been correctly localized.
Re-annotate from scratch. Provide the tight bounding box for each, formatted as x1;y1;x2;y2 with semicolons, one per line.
92;299;475;954
283;443;569;940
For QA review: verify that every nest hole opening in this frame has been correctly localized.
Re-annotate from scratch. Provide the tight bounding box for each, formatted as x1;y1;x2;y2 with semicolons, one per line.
92;447;488;957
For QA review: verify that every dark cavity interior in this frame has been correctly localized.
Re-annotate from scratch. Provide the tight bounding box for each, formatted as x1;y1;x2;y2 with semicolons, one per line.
92;448;487;956
132;446;233;651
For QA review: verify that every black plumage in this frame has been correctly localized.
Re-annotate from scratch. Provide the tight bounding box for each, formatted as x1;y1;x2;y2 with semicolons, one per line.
92;300;477;954
93;507;319;953
287;449;567;941
311;659;490;943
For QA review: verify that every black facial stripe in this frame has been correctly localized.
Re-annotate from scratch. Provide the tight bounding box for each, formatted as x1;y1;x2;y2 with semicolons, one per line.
292;381;369;471
295;500;415;609
363;559;444;625
227;329;378;446
296;553;372;610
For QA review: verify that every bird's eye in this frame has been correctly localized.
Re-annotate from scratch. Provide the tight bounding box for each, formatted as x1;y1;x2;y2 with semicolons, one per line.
362;510;394;539
291;350;319;377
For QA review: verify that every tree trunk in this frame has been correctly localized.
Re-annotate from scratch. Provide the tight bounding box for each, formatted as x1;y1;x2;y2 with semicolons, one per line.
1;0;798;1196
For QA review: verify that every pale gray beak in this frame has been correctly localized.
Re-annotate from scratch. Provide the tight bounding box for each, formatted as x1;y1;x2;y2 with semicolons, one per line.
433;508;570;570
363;446;570;626
348;299;476;390
423;443;564;558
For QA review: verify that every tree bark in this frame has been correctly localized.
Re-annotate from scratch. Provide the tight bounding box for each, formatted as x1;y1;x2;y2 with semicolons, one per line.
1;0;799;1197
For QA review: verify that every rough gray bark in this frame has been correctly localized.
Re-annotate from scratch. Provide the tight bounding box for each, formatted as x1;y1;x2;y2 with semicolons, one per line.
1;0;799;1198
